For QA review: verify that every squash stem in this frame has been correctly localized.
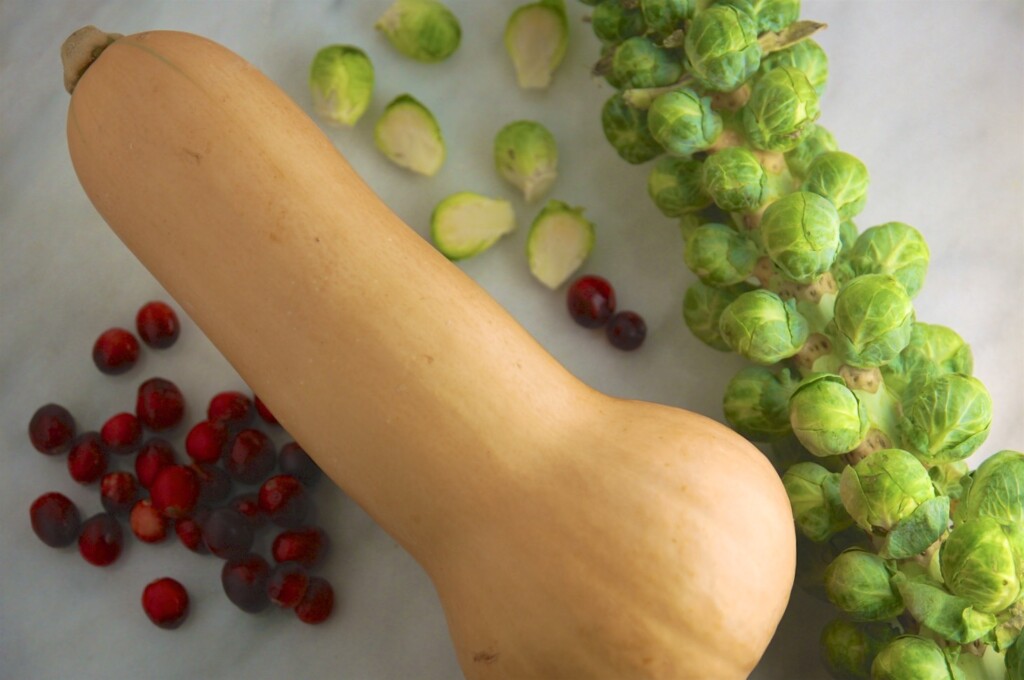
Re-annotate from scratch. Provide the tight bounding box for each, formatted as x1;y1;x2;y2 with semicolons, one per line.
61;26;123;94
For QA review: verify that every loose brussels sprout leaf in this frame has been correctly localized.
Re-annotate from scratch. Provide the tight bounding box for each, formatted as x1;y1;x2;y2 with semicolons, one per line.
824;548;904;621
831;274;914;368
891;572;998;645
701;147;770;213
882;322;973;399
526;200;595;289
789;373;868;458
494;120;558;203
640;0;695;37
430;192;516;261
900;373;993;464
647;156;711;217
612;36;685;90
802;151;870;221
591;0;646;44
682;281;743;351
309;45;375;127
723;366;796;441
955;450;1024;528
647;89;723;157
601;92;664;165
759;36;828;96
871;635;964;680
718;289;809;364
784;123;837;179
783;461;852;542
374;94;445;176
940;517;1022;614
839;448;935;534
713;0;802;34
375;0;461;63
742;65;821;152
504;0;568;90
819;618;898;680
880;496;950;560
760;191;841;284
683;5;762;92
684;223;760;287
847;222;930;298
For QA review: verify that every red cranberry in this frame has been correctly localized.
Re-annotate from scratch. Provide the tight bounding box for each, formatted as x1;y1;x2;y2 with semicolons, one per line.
100;471;139;515
135;301;180;349
606;310;647;351
258;475;310;529
174;513;208;554
224;429;276;484
207;391;253;428
149;465;200;519
229;493;266;529
130;499;168;543
28;404;77;455
253;395;278;425
100;412;142;455
67;432;109;485
221;553;271;613
191;462;233;505
295;577;334;624
202;507;255;560
278;442;323;487
142;577;190;629
272;527;327;568
78;513;124;566
92;328;140;375
136;377;185;431
267;563;310;609
29;492;82;548
185;420;228;464
135;438;177;489
567;275;616;329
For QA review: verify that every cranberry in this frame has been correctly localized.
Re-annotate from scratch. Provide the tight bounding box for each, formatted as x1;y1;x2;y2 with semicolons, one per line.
78;513;124;566
135;438;177;489
29;492;82;548
258;475;310;529
221;553;271;614
267;563;310;609
224;429;276;484
100;471;140;515
295;577;335;624
130;499;168;543
28;403;77;455
136;377;185;431
191;462;233;505
278;442;323;487
141;577;190;629
202;507;255;560
135;301;180;349
229;493;266;529
606;310;647;351
67;432;109;484
174;512;208;554
185;420;228;464
100;412;142;455
253;395;278;425
149;465;200;519
567;275;616;329
272;527;328;568
92;327;141;375
207;391;253;428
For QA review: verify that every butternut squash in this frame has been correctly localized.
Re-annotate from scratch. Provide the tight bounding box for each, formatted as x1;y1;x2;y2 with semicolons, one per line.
62;27;795;679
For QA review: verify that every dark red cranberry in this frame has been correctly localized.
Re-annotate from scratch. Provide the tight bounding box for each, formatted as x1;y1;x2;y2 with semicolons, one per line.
78;513;124;566
92;328;141;375
295;577;334;624
272;527;328;568
221;553;271;613
207;391;253;428
567;275;617;329
142;577;190;629
185;420;228;464
130;499;168;543
136;377;185;431
100;412;142;455
606;310;647;350
278;442;323;487
224;429;276;484
253;395;278;425
29;492;82;548
191;462;233;505
100;471;139;515
135;301;180;349
149;465;200;519
67;432;109;485
135;438;177;489
174;513;208;554
28;404;77;455
202;507;255;560
267;563;310;609
258;475;309;529
229;493;266;529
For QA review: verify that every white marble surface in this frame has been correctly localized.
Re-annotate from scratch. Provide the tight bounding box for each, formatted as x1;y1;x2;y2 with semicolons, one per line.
1;2;1021;679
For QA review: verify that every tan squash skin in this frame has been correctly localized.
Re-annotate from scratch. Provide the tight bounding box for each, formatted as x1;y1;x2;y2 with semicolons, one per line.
65;29;795;679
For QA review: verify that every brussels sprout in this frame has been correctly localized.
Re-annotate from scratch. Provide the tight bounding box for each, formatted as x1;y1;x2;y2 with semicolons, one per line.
930;461;971;501
941;517;1022;614
742;65;821;152
838;220;859;255
647;156;711;217
494;120;558;203
838;448;934;534
639;0;694;37
504;0;569;90
591;0;646;44
683;5;761;92
784;123;838;179
830;274;914;369
891;573;998;645
955;450;1024;528
760;191;841;284
684;223;760;287
612;36;685;89
601;92;664;165
647;89;724;156
682;281;743;351
819;618;897;680
701;147;770;213
759;37;828;95
309;45;375;127
882;322;973;398
723;366;796;441
430;192;516;261
900;373;993;464
718;289;809;364
846;222;930;298
713;0;802;34
375;0;461;63
374;94;445;176
801;151;870;221
526;200;595;289
823;548;904;621
789;373;868;458
783;461;852;542
871;636;961;680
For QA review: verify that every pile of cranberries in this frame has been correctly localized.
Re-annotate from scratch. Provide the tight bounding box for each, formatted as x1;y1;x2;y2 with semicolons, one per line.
566;275;647;351
27;300;335;629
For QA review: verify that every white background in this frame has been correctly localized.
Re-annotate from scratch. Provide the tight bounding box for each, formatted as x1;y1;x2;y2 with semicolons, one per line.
1;1;1021;678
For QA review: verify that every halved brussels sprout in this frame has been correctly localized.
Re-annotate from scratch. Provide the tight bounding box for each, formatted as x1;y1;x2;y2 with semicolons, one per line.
494;120;558;203
846;221;930;298
784;123;837;179
639;0;694;37
683;5;762;92
647;88;723;156
684;223;760;287
718;289;809;364
504;0;569;89
309;45;375;127
871;636;961;680
900;373;992;464
882;322;973;398
783;461;852;542
802;151;869;221
375;0;461;63
940;517;1022;614
430;192;516;260
823;548;904;621
839;447;934;534
789;373;869;458
955;450;1024;528
701;147;770;213
647;156;711;217
612;36;685;89
591;0;646;44
723;366;796;441
742;65;821;152
831;274;915;368
374;94;445;176
682;281;743;351
819;618;897;680
759;37;828;96
526;200;595;289
602;92;664;165
760;191;841;284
